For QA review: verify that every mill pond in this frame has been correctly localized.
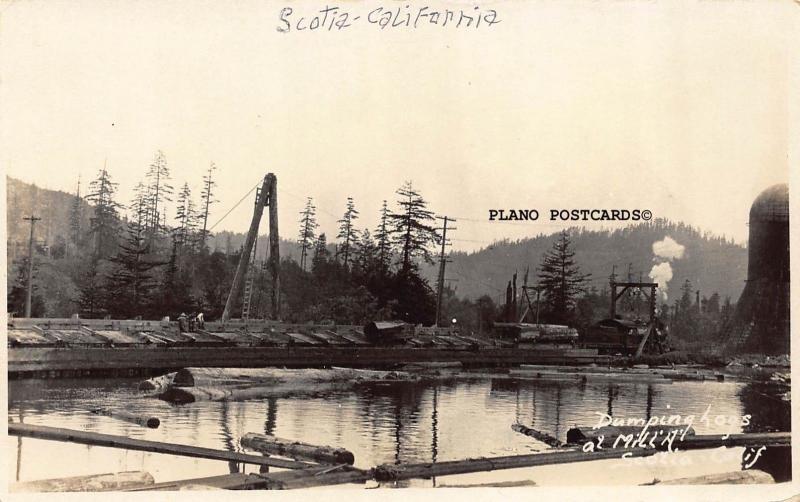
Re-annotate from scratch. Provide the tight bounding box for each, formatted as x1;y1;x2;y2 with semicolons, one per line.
7;371;791;489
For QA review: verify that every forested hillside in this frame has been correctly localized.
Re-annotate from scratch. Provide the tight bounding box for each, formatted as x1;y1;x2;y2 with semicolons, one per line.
7;172;747;341
422;221;747;305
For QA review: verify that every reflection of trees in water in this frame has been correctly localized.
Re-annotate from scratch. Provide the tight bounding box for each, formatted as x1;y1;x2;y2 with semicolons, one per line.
16;409;23;482
264;397;277;435
739;381;791;482
219;400;239;473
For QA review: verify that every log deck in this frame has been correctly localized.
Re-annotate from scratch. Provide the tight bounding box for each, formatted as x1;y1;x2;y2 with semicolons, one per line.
9;346;612;379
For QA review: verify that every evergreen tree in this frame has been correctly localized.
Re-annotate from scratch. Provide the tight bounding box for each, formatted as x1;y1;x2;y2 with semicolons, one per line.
174;182;198;252
312;233;330;272
199;162;218;249
145;150;173;235
374;200;392;273
388;181;439;272
85;168;122;259
336;197;359;269
536;230;590;325
707;291;721;315
298;198;318;271
354;229;377;275
77;258;105;318
105;189;163;317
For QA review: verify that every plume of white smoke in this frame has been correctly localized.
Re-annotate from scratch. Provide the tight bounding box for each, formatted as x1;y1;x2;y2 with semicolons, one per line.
648;236;685;301
652;236;685;261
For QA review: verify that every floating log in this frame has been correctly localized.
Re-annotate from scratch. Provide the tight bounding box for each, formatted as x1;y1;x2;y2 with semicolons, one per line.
138;372;177;391
11;471;154;492
159;381;354;404
511;423;563;447
373;447;659;481
671;432;790;450
509;369;671;384
566;425;694;445
172;367;415;387
517;364;714;380
160;367;419;403
130;467;370;491
647;469;775;485
241;433;355;465
8;423;314;470
373;432;790;482
128;473;257;491
91;407;160;429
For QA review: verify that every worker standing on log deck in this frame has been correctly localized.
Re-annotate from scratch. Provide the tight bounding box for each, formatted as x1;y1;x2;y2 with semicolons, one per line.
189;313;197;333
197;312;205;330
178;313;188;333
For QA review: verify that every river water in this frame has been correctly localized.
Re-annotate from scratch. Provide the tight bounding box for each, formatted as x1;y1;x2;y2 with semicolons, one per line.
7;374;791;488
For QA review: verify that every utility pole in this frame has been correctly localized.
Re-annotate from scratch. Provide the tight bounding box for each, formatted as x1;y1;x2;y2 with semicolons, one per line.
434;216;456;327
23;215;41;318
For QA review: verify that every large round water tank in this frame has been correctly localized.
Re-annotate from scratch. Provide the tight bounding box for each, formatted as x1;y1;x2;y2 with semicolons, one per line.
747;184;789;283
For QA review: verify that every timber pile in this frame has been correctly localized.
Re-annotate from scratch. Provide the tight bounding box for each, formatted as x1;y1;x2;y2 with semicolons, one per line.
158;367;420;403
11;471;154;492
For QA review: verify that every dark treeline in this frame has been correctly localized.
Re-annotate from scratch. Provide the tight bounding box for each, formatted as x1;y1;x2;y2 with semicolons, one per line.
6;162;448;326
7;167;742;343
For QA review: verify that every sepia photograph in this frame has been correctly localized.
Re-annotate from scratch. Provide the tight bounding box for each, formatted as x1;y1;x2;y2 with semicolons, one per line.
1;0;796;499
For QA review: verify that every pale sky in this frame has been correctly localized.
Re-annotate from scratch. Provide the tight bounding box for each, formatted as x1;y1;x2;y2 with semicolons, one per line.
2;0;795;251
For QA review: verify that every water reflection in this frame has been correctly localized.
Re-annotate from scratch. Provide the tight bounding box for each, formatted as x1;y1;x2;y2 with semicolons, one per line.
6;376;790;487
739;381;791;482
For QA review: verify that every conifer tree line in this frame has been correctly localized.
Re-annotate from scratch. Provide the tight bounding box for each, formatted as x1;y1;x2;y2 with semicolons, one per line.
7;163;737;343
8;164;451;326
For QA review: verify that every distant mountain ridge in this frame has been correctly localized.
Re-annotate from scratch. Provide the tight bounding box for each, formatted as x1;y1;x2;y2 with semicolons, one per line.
420;221;748;304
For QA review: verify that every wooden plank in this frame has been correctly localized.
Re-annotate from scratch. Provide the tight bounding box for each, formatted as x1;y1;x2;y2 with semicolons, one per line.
8;423;314;470
9;346;614;376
